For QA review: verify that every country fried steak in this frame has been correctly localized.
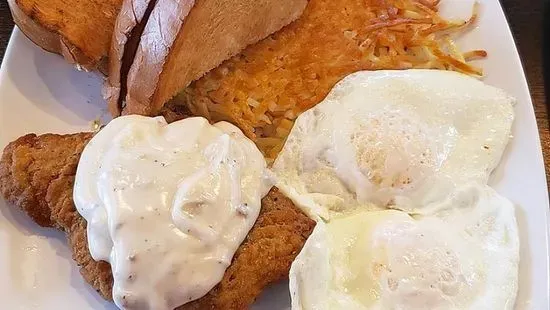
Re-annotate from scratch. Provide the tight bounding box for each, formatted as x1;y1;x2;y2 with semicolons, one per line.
0;133;314;309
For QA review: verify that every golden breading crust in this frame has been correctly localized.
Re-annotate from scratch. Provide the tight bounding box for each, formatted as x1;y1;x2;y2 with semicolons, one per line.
0;133;315;309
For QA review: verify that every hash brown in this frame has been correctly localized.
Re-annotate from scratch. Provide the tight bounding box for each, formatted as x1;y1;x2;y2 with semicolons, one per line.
172;0;485;160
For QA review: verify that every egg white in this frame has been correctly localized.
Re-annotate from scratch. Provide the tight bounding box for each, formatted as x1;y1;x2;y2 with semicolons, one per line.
272;70;515;220
289;183;519;310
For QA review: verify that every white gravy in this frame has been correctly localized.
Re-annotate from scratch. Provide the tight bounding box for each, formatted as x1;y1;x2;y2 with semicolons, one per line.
73;115;271;309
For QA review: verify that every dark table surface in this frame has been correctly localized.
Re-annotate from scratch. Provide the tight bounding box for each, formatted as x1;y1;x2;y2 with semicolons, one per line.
0;0;547;179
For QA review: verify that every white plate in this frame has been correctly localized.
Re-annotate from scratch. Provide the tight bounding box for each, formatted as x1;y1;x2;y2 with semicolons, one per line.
0;0;548;308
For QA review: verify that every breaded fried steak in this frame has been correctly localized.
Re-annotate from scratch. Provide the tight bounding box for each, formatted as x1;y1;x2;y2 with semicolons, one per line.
0;133;315;309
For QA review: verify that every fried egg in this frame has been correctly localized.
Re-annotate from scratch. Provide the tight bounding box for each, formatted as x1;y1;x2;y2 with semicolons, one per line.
289;183;519;310
271;70;515;220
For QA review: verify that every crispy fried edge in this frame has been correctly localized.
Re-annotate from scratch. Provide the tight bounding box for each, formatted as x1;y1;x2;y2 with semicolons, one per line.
0;133;314;309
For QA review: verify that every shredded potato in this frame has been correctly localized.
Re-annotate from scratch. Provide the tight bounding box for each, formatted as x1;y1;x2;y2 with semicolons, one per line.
90;118;103;132
171;0;485;160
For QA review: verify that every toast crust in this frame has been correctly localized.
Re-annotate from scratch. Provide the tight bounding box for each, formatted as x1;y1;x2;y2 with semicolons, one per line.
108;0;307;117
7;0;122;74
105;0;162;116
0;132;314;309
107;0;196;116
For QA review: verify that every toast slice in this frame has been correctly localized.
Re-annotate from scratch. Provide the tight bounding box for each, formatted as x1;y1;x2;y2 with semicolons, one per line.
106;0;308;117
0;132;314;309
7;0;122;74
104;0;166;116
